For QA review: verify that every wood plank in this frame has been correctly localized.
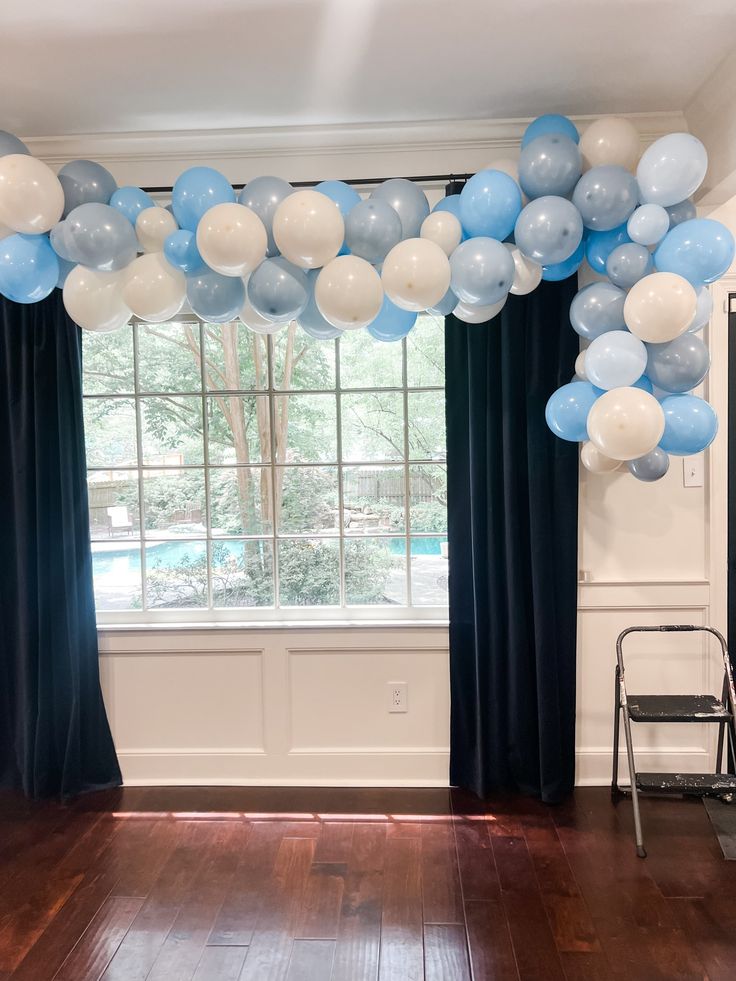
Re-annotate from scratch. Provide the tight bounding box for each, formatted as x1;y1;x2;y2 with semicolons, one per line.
452;816;501;904
330;823;386;981
464;900;519;981
296;863;346;940
53;896;144;981
285;939;336;981
313;823;354;863
191;945;248;981
420;820;463;925
424;924;471;981
377;836;423;981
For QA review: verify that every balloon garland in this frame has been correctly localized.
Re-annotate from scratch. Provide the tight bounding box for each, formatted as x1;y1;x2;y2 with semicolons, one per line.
0;115;733;483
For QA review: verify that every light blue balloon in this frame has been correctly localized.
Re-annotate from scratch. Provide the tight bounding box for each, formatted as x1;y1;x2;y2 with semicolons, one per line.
449;237;515;305
654;218;735;287
627;204;669;246
585;224;631;273
247;257;309;322
0;131;29;156
432;194;462;217
572;165;638;231
63;203;138;271
110;186;155;225
315;180;361;217
297;269;342;339
459;170;522;240
163;230;205;274
428;287;458;315
637;133;708;207
344;199;402;264
56;256;75;289
0;234;59;303
646;334;710;394
585;331;647;390
238;175;293;257
665;198;696;227
369;178;429;238
58;159;118;217
172;167;235;232
545;381;598;442
687;287;713;333
518;134;581;200
186;270;245;323
569;282;626;340
542;237;585;281
522;114;579;149
606;243;653;289
367;295;417;342
659;394;718;455
628;447;670;482
514;195;583;265
631;374;654;395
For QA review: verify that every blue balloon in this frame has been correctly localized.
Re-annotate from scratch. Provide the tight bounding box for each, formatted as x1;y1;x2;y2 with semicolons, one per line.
659;395;718;455
606;243;653;289
344;199;402;265
238;175;293;257
110;186;155;225
62;203;138;271
369;178;429;238
428;287;458;316
628;447;670;482
0;234;59;303
514;195;583;265
55;256;75;289
646;334;710;394
0;131;29;156
522;114;579;149
315;180;361;217
585;224;631;274
186;270;245;323
432;194;462;217
665;198;696;227
297;269;342;339
163;230;205;274
631;374;654;395
247;257;309;322
450;237;515;305
627;204;669;246
459;170;522;241
172;167;235;232
572;165;638;231
545;381;598;442
518;134;581;199
58;159;118;217
542;236;585;281
367;295;417;342
637;133;708;207
569;282;627;340
654;218;735;287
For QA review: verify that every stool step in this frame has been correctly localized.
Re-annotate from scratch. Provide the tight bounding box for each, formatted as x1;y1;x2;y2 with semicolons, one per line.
627;694;731;723
636;772;736;796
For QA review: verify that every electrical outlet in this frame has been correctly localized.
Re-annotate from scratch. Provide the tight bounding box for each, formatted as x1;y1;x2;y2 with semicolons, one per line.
388;682;408;713
683;455;704;487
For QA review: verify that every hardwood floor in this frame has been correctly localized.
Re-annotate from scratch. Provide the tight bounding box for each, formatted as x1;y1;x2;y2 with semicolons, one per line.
0;786;734;980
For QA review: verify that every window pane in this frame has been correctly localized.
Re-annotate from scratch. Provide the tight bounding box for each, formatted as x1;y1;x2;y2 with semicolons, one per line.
206;395;271;464
143;470;206;538
145;540;208;609
204;321;268;391
275;394;337;463
272;326;336;390
140;396;203;465
210;467;272;536
82;324;134;394
277;466;339;536
407;391;446;461
137;322;203;393
341;391;404;462
212;540;274;608
410;537;449;606
406;313;444;388
88;471;140;540
278;538;339;606
84;398;137;468
339;329;403;389
408;464;447;533
345;538;406;606
91;541;142;610
342;465;405;535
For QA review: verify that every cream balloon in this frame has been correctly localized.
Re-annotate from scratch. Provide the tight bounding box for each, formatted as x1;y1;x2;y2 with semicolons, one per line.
580;117;641;172
122;252;186;322
0;154;64;233
272;189;344;269
196;202;267;276
315;255;383;330
623;272;697;343
506;243;542;296
136;207;178;253
574;350;587;379
239;297;286;334
63;266;130;332
381;239;451;312
580;441;622;473
420;211;462;256
586;387;665;461
453;296;507;323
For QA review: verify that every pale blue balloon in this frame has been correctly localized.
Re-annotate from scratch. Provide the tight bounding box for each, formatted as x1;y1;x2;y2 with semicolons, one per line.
627;204;669;246
646;334;710;393
0;131;29;156
687;287;713;333
585;331;647;390
297;269;342;339
173;167;235;232
628;447;670;482
428;287;458;315
63;203;138;271
163;230;205;274
367;295;417;342
518;134;581;200
654;218;735;286
0;233;59;303
110;186;155;225
186;270;245;323
585;224;631;273
545;381;598;442
238;175;293;257
432;194;462;217
247;257;309;321
542;237;585;281
514;195;583;265
665;198;696;227
637;133;708;207
593;374;654;397
49;220;76;262
315;180;361;216
369;178;429;238
56;256;75;289
569;282;627;340
449;237;515;305
522;114;579;148
58;159;118;217
659;394;717;455
572;165;638;231
606;243;653;289
459;170;522;241
344;199;402;264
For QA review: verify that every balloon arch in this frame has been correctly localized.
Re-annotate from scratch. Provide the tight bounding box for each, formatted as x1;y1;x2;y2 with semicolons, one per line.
0;114;732;482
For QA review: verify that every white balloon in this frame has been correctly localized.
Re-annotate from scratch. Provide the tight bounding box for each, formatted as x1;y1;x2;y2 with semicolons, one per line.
239;296;287;333
453;296;507;323
574;350;587;379
586;387;665;461
0;154;64;233
136;206;178;253
196;202;267;276
315;255;383;330
272;189;344;269
505;243;542;295
420;211;462;256
121;252;186;322
623;272;697;343
580;117;641;172
63;266;130;332
381;238;451;312
581;441;623;473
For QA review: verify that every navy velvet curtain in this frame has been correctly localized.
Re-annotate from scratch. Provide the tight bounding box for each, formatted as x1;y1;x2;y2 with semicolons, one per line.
0;291;121;798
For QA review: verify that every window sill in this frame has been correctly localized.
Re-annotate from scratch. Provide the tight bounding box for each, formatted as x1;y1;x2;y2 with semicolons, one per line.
96;618;449;633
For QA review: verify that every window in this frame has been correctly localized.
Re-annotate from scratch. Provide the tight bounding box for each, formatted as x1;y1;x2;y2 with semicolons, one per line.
83;314;447;621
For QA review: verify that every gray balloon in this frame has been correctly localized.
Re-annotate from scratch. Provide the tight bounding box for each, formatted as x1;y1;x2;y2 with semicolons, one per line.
238;176;293;257
64;203;138;271
605;243;652;289
0;130;29;157
58;159;118;217
645;333;710;394
628;447;670;482
572;165;638;231
369;178;429;239
345;199;402;264
518;133;581;199
665;198;696;227
247;256;309;321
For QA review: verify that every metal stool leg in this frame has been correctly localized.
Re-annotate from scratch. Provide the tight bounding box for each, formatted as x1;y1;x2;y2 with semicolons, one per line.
622;704;646;858
611;666;623;800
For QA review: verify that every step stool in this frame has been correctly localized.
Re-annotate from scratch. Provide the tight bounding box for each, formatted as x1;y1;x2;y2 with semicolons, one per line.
611;624;736;857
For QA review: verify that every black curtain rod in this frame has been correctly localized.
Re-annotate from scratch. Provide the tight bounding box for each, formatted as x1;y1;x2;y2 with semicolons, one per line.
141;173;472;194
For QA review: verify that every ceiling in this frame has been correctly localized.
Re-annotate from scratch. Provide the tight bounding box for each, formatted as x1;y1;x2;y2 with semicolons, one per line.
3;0;735;137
